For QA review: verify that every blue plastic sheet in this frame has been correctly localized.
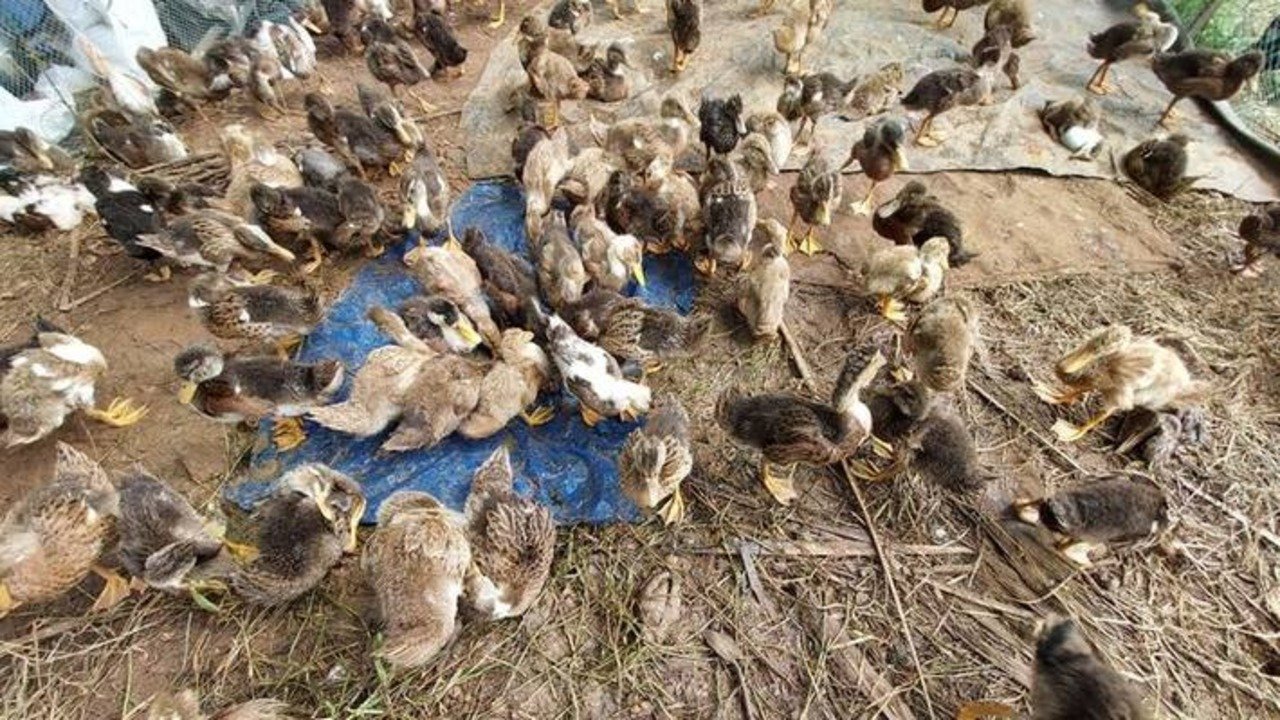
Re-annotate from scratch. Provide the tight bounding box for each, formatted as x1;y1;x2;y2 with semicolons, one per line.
226;181;695;525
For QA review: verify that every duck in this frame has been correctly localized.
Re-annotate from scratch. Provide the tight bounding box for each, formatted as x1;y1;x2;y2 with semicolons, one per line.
738;219;791;339
187;273;323;351
921;0;989;29
1115;406;1206;468
146;689;291;720
0;170;95;233
458;329;554;437
1;326;147;447
135;209;296;279
334;177;387;257
907;296;977;392
855;382;989;492
788;147;841;255
362;491;470;668
864;237;950;323
79;37;158;119
1032;324;1202;443
403;237;502;345
526;40;590;125
699;93;747;159
843;63;906;121
0;442;128;617
77;165;167;271
1122;134;1192;200
667;0;703;74
1086;4;1178;95
362;17;432;110
1039;96;1104;159
602;170;682;255
115;469;244;611
304;93;403;179
793;72;859;142
984;0;1035;47
459;227;539;328
414;12;469;79
777;74;805;125
359;83;424;152
84;110;187;168
582;43;632;102
772;7;809;75
222;124;304;220
230;464;366;606
247;50;288;118
1028;616;1153;719
202;36;257;93
716;347;886;505
901;64;995;147
735;133;780;193
523;128;572;241
1233;205;1280;277
1152;48;1263;126
970;24;1022;91
746;112;794;170
398;147;450;240
619;394;693;524
134;175;216;219
640;153;702;250
268;17;320;85
593;94;698;172
699;156;757;275
842;116;907;215
462;446;557;619
549;0;593;32
297;147;352;192
0;127;76;174
513;123;551;180
400;296;485;354
173;344;344;450
535;211;588;311
542;310;652;426
572;204;644;293
1013;478;1167;567
558;147;618;207
588;296;708;374
872;180;975;267
249;183;344;273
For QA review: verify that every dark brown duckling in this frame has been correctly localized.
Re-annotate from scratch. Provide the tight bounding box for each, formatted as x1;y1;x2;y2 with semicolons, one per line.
787;147;841;256
796;71;859;142
716;347;886;505
304;92;402;179
699;93;746;159
567;293;708;374
872;180;975;267
1013;477;1168;567
1029;616;1152;719
1122;134;1191;201
187;273;324;351
1152;48;1263;127
900;65;994;147
415;12;468;79
460;227;538;327
582;44;632;102
842;116;907;215
1233;204;1280;276
971;24;1021;91
250;182;344;273
362;17;432;110
666;0;702;74
135;209;296;278
857;381;988;493
335;177;386;257
0;127;76;174
1086;5;1177;95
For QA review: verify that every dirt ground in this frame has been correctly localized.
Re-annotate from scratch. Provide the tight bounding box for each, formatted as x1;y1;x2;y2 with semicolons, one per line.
3;4;1280;719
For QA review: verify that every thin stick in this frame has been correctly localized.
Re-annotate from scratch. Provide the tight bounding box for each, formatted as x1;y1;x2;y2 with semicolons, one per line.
57;232;81;311
966;377;1093;477
61;270;142;311
778;320;938;720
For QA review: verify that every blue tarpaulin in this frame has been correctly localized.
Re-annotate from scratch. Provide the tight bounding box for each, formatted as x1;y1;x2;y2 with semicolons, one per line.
226;181;696;525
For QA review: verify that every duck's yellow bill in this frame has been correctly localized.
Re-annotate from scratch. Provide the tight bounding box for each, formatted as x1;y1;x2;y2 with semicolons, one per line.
177;382;197;405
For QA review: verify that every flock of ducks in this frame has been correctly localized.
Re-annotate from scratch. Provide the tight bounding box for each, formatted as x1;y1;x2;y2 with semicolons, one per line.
0;0;1276;716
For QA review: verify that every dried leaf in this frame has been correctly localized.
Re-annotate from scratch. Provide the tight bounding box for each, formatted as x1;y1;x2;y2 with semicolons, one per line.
703;629;744;664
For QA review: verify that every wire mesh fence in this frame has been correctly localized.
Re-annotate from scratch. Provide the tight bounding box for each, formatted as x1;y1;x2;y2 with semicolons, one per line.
1170;0;1280;142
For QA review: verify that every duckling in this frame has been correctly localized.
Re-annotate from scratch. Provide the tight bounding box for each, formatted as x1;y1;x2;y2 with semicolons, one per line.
85;111;188;168
864;237;950;323
907;296;977;392
738;219;790;339
717;347;886;505
746;112;794;170
535;211;588;311
1029;616;1152;718
700;156;757;275
79;37;158;119
0;127;76;174
231;464;366;606
788;147;841;255
187;273;323;351
602;170;681;255
794;72;859;142
173;344;344;449
1233;205;1280;277
0;442;128;616
526;41;590;125
984;0;1035;47
461;446;556;619
922;0;990;30
269;16;321;85
415;12;469;79
459;227;539;327
558;147;617;207
699;93;746;159
1086;4;1178;95
134;176;216;219
297;147;351;192
248;50;288;117
843;63;906;120
403;238;502;345
523;128;572;241
842;116;907;215
363;491;470;668
735;133;780;193
549;0;593;30
1;327;147;446
136;210;296;278
542;311;652;426
1032;325;1202;443
595;94;698;172
1039;96;1104;160
872;181;975;267
806;0;833;38
667;0;702;74
1122;134;1192;200
572;203;644;293
146;689;291;720
869;389;988;493
400;296;485;354
459;329;554;436
593;297;709;374
334;177;386;257
901;64;995;147
777;74;805;125
1115;406;1205;467
203;37;257;93
619;394;693;524
115;469;238;611
971;25;1021;91
582;44;632;102
513;123;551;179
640;153;702;247
363;18;432;110
1152;49;1263;127
76;165;164;270
1013;478;1167;566
772;7;809;75
359;83;424;152
222;124;304;219
0;171;95;233
249;183;344;273
400;146;450;236
304;93;402;179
